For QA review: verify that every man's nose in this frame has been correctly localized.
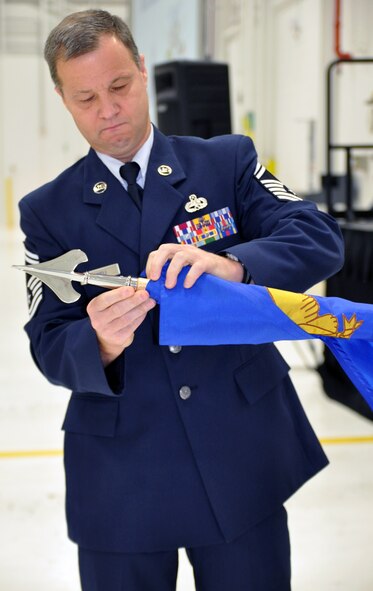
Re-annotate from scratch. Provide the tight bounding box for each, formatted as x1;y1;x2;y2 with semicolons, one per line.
98;94;120;119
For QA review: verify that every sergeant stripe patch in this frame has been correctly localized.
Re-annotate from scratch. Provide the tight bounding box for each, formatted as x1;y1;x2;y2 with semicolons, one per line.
25;248;43;318
254;161;302;202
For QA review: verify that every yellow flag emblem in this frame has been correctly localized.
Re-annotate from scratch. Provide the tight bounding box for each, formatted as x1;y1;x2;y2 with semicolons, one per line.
267;288;363;339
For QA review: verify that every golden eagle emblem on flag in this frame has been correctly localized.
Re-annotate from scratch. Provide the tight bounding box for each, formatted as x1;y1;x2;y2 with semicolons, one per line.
267;288;364;339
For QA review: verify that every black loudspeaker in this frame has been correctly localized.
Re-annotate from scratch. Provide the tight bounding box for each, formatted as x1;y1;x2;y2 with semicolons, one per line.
154;60;231;138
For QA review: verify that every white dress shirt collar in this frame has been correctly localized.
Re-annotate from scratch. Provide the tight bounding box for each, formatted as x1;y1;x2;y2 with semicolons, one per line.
95;124;154;189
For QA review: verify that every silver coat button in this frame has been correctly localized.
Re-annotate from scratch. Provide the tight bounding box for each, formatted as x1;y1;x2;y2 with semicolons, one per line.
169;345;182;354
179;386;192;400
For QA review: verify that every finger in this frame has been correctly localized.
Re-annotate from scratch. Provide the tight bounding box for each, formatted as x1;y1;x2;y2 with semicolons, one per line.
145;250;156;279
164;250;195;288
147;251;170;281
114;309;150;342
183;260;206;288
91;297;156;343
146;244;180;281
87;290;152;332
106;289;151;323
109;296;156;331
87;285;136;314
106;308;147;353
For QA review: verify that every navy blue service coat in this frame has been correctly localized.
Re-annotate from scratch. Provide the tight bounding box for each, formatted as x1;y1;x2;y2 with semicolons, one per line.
19;128;344;553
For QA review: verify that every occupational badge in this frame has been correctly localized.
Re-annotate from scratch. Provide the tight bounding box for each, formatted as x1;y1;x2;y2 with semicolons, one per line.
185;194;208;213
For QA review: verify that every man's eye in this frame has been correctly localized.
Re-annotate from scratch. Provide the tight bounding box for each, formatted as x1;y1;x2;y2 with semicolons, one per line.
112;85;126;92
80;96;94;103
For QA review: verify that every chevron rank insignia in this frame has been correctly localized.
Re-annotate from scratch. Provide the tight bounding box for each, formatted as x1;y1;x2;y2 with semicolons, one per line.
24;248;43;318
254;162;302;201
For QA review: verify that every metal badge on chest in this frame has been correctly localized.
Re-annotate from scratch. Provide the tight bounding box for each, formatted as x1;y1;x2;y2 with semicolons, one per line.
185;194;208;213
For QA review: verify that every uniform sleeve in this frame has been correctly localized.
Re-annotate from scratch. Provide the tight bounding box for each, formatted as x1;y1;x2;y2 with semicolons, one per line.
19;198;124;397
222;136;344;292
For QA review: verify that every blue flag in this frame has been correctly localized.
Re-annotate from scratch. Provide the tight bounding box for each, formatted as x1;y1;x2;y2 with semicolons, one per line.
146;267;373;410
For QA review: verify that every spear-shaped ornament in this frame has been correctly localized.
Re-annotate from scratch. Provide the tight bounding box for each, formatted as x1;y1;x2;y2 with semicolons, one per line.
13;249;149;304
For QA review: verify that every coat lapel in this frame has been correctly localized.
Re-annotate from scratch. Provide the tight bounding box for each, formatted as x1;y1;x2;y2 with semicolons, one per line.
83;150;141;255
82;132;188;267
139;130;186;267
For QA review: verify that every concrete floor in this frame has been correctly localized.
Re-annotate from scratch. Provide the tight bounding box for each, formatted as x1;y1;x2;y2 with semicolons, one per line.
1;229;373;590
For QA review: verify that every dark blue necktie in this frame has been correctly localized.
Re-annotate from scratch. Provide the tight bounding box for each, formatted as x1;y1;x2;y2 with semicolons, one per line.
119;162;143;210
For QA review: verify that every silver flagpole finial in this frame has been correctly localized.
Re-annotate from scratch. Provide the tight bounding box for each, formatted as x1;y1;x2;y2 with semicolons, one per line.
13;249;149;304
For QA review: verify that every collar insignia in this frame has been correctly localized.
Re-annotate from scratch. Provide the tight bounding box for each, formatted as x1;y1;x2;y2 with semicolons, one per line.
157;165;172;176
93;181;107;194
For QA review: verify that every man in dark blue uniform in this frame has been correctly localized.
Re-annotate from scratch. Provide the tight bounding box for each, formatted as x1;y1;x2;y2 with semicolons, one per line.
19;9;344;591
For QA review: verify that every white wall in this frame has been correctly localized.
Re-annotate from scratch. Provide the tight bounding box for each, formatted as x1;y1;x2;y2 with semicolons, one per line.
1;55;88;213
214;0;373;202
132;0;202;122
0;1;130;228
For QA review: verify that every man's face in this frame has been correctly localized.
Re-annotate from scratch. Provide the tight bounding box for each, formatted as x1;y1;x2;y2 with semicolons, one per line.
56;34;151;161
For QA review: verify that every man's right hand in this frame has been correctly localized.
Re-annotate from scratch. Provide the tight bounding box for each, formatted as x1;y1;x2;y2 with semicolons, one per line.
87;287;156;367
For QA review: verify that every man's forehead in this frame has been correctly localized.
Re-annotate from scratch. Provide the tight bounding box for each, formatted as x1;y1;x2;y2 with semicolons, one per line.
57;37;135;73
57;55;137;93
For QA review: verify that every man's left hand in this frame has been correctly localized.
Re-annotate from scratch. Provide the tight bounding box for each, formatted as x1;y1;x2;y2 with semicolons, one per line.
146;243;244;288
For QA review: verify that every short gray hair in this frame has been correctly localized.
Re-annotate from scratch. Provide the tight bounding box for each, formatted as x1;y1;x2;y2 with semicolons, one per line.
44;9;141;88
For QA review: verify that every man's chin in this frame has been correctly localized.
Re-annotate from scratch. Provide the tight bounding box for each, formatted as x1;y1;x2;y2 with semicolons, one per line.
94;138;132;159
